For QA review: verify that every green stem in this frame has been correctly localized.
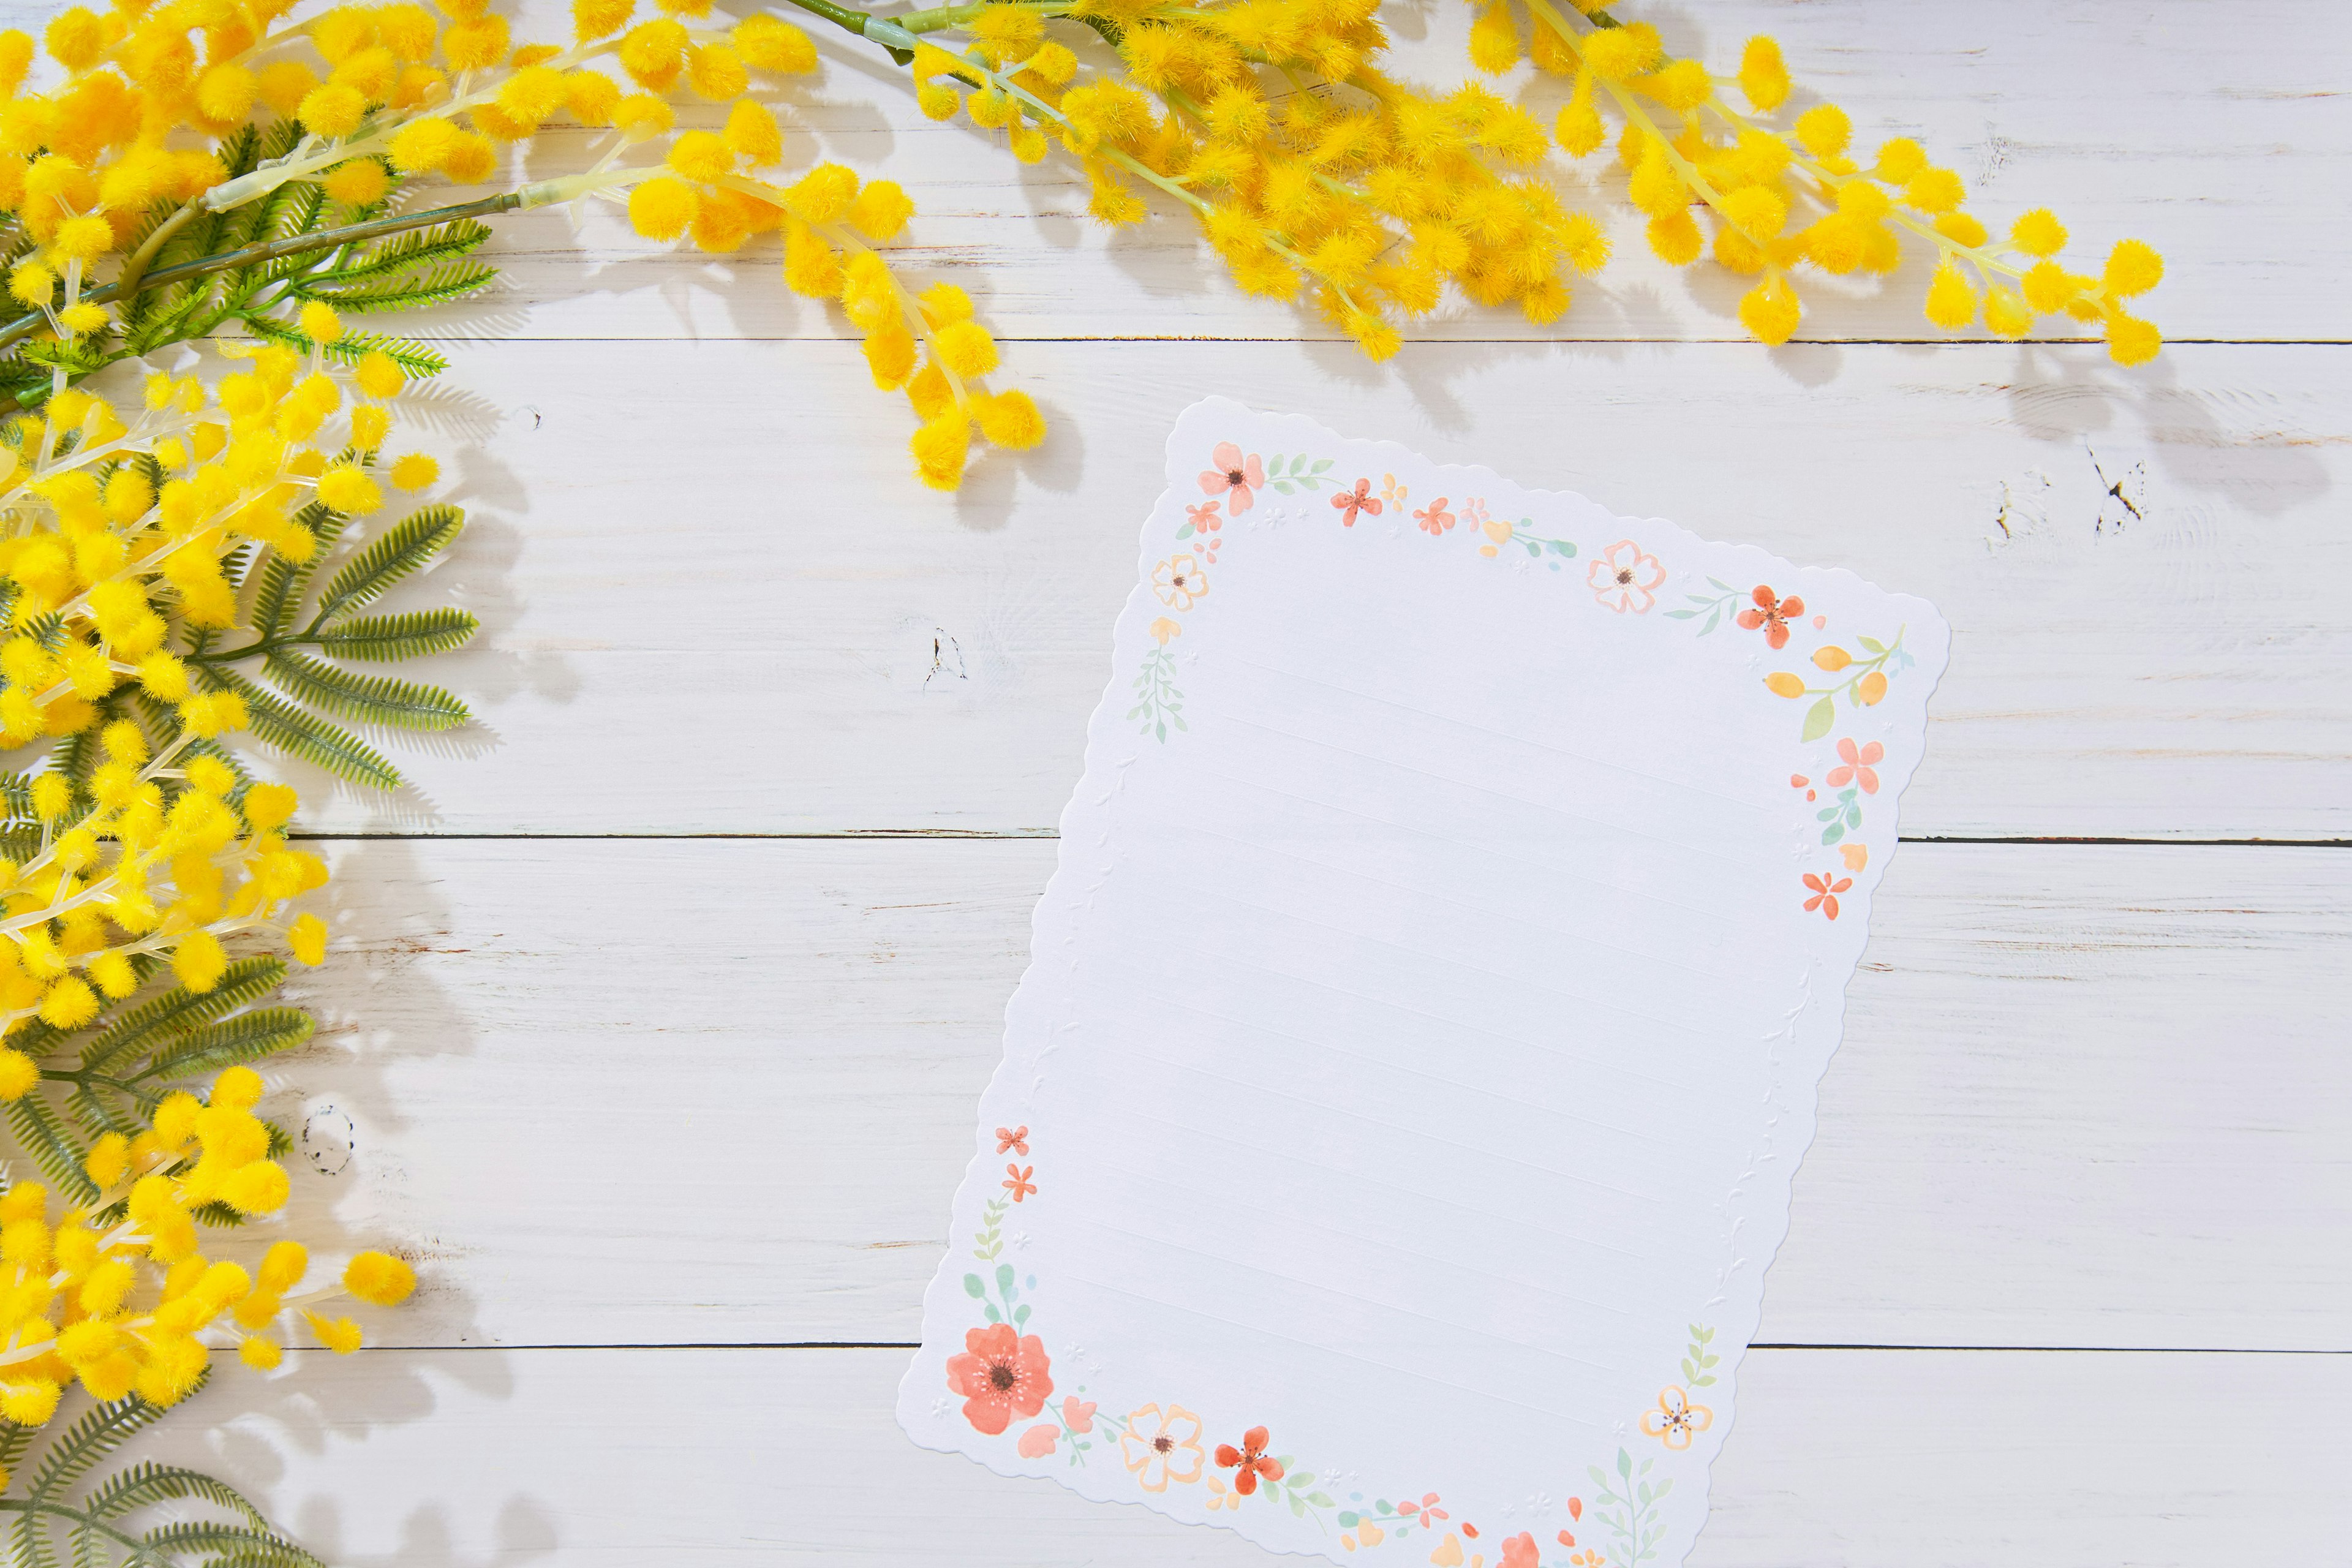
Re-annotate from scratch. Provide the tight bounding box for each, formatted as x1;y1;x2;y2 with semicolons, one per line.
110;200;203;306
776;0;877;38
0;1499;153;1555
0;190;527;358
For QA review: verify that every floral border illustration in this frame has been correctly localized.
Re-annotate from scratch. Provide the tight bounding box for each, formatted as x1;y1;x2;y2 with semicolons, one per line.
1135;434;1921;919
937;1129;1721;1568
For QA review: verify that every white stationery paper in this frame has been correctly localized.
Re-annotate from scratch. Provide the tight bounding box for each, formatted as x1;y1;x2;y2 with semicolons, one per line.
900;398;1948;1566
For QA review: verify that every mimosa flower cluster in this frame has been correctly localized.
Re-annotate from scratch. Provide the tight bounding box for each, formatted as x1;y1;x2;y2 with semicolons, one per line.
900;0;1614;357
0;335;440;1042
1477;3;2163;361
0;333;451;1480
0;1061;417;1445
0;0;2164;502
0;0;1042;489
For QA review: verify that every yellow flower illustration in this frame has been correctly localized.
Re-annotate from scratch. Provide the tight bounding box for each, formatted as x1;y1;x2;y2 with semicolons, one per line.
1119;1403;1207;1491
1638;1385;1714;1450
1153;554;1209;612
1149;616;1183;645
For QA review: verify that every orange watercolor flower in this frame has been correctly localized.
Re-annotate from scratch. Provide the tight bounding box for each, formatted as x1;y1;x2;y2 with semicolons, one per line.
1736;585;1804;649
1153;553;1209;611
1802;871;1853;919
1332;477;1382;525
1638;1385;1714;1450
1214;1425;1285;1494
994;1125;1028;1155
1001;1163;1036;1201
1119;1403;1207;1491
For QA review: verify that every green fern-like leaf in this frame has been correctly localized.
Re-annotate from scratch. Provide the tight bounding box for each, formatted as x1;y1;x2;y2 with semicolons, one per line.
6;1093;98;1202
2;1373;323;1568
81;957;287;1074
85;1460;268;1526
301;258;498;313
240;312;448;377
26;1392;168;1509
314;505;462;623
248;499;344;639
141;1521;323;1568
301;216;492;287
262;650;469;730
200;668;402;789
311;606;478;662
135;1007;315;1083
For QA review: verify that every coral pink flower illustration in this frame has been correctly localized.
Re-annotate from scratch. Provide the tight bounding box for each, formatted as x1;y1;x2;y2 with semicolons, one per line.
1332;477;1381;525
1214;1425;1286;1494
1413;497;1456;535
994;1125;1028;1155
1001;1163;1036;1201
1198;442;1265;514
1827;737;1883;794
1586;540;1666;614
1735;585;1804;648
1061;1396;1096;1433
1017;1423;1058;1457
1396;1493;1447;1525
1501;1532;1541;1568
944;1323;1053;1435
1185;500;1223;532
1802;872;1853;920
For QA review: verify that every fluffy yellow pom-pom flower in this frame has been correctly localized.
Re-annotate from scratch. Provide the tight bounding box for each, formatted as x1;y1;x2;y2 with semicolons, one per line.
1738;276;1801;345
317;465;383;514
344;1251;419;1306
298;301;344;344
306;1313;364;1354
1923;260;1978;329
1737;37;1790;111
389;453;440;490
0;1049;38;1102
2103;239;2163;298
628;176;698;240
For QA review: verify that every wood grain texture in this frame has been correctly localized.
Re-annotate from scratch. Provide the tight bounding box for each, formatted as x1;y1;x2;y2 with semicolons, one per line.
0;0;2327;1555
128;1346;2352;1566
271;337;2351;840
268;837;2351;1352
405;0;2351;345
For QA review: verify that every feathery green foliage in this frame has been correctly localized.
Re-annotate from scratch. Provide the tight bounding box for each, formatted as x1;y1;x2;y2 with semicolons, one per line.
0;123;494;414
0;1379;323;1568
177;501;476;791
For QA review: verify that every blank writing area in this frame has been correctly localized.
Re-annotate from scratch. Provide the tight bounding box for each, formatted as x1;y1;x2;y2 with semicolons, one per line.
1020;509;1825;1512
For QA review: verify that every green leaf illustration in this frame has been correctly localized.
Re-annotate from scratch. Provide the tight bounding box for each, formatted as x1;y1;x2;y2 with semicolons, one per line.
1800;695;1836;741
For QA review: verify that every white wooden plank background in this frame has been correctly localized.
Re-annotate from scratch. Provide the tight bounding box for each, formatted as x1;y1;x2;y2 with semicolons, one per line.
30;0;2352;1560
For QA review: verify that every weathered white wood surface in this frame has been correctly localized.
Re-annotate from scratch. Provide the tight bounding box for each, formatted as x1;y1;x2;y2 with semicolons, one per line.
132;1348;2352;1566
293;338;2350;840
276;838;2352;1353
11;0;2336;1559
